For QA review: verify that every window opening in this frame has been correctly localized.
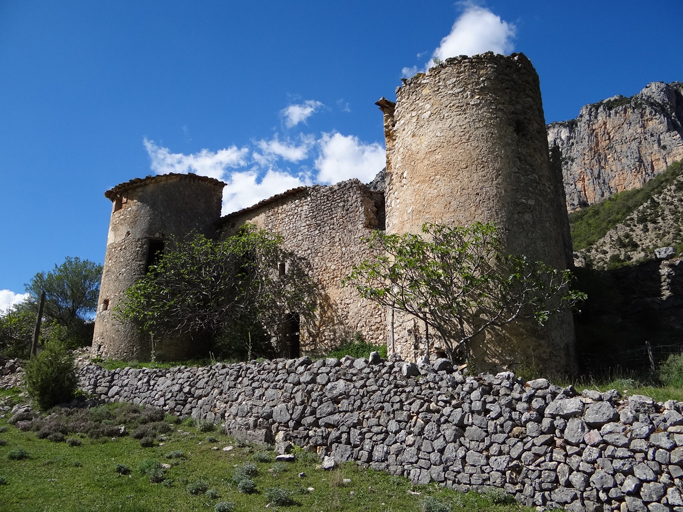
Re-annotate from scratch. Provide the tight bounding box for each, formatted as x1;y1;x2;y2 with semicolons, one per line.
101;299;109;311
113;194;127;213
146;239;165;272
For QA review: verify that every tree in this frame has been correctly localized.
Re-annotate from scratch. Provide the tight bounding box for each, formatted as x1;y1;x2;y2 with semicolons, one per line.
344;222;586;362
25;257;103;348
0;302;35;359
116;226;318;359
24;340;78;410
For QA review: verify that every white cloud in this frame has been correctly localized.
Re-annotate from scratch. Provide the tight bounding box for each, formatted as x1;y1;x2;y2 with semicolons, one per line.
144;139;249;180
0;290;29;314
253;134;315;165
280;100;324;128
315;132;385;185
401;66;418;78
222;168;311;214
431;5;515;63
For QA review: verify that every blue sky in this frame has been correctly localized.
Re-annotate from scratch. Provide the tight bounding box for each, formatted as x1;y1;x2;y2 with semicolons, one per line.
1;1;682;310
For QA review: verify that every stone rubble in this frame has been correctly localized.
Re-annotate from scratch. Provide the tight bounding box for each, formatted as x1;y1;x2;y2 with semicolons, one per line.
78;356;683;511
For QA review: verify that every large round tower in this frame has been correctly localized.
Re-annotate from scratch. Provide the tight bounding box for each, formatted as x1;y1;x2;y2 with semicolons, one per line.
378;52;576;375
92;173;225;361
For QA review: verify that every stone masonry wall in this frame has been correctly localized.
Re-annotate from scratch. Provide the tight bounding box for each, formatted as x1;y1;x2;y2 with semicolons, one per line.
218;179;386;355
79;357;683;511
380;52;576;374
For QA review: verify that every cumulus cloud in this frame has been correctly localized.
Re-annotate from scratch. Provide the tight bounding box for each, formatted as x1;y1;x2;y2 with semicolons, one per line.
144;139;249;180
280;100;324;128
221;169;311;213
0;290;29;314
253;135;315;166
431;4;515;63
315;132;385;185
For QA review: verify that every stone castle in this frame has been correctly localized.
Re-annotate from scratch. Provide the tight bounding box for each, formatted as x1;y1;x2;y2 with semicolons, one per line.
92;52;576;375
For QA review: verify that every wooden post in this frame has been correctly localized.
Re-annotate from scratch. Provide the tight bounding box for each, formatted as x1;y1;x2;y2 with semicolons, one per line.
30;290;46;358
646;341;656;375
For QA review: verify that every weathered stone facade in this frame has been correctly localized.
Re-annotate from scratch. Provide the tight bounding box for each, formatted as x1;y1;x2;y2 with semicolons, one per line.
218;179;387;354
93;52;576;374
92;174;224;361
377;52;575;375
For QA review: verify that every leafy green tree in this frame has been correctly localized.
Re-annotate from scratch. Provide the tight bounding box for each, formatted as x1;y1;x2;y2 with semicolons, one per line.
25;256;102;332
24;340;78;410
0;302;35;358
344;222;585;362
116;226;318;359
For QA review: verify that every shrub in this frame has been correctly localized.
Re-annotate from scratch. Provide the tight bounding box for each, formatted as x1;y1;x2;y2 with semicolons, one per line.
482;487;515;505
233;462;257;481
214;503;235;512
187;480;210;495
137;459;160;476
66;438;82;447
206;489;219;499
151;421;173;434
115;463;131;475
148;468;166;483
206;435;218;443
421;496;451;512
23;342;78;410
326;332;387;360
237;478;256;494
0;476;7;485
658;353;683;387
139;436;155;447
7;448;30;460
0;440;7;447
194;419;216;433
265;487;295;506
0;426;7;433
131;425;155;439
140;407;165;423
252;451;272;462
165;450;185;459
47;432;65;443
270;462;288;473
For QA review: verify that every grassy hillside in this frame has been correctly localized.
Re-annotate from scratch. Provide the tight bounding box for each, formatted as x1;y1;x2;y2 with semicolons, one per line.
569;160;683;251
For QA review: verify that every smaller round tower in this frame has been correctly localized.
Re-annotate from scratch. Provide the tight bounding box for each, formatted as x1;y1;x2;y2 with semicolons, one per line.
92;173;225;361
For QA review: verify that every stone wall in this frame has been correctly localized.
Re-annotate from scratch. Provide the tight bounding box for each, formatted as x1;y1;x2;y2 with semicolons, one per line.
378;52;576;375
218;179;386;355
79;357;683;511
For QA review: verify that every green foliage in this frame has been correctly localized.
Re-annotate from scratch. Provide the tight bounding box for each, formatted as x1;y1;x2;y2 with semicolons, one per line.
115;463;131;475
265;486;295;505
482;487;515;505
116;226;318;360
136;459;161;476
326;332;387;359
344;222;585;362
194;419;216;432
25;256;102;348
421;495;451;512
0;476;7;485
214;503;235;512
24;342;78;410
236;478;256;494
165;450;185;459
658;353;683;387
0;302;35;359
7;447;30;460
252;450;272;462
186;480;210;495
569;161;683;250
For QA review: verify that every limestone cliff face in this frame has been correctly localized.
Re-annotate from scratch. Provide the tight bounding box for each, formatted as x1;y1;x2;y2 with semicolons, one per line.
548;82;683;211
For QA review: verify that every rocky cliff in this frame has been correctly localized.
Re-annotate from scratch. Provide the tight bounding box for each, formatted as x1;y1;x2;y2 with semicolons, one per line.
548;82;683;212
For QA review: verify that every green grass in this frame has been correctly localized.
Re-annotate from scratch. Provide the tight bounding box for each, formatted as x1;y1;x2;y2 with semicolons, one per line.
0;396;539;512
569;160;682;250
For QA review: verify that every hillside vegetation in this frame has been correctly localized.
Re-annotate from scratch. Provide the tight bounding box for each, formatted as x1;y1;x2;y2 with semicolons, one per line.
569;160;683;269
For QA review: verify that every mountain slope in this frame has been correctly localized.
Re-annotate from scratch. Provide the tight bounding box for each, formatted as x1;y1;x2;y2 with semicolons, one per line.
548;82;683;212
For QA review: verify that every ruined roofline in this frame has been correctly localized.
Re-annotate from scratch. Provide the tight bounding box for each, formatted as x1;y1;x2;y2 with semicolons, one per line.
398;51;533;91
217;178;383;226
104;173;226;200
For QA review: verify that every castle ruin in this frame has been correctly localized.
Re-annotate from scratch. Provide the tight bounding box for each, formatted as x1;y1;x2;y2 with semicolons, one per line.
92;52;577;375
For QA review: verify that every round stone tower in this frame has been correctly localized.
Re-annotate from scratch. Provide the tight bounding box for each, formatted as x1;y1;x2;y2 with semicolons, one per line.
92;173;225;361
378;52;576;375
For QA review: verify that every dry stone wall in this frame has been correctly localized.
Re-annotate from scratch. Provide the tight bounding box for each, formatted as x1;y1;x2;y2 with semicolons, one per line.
219;179;386;354
79;357;683;511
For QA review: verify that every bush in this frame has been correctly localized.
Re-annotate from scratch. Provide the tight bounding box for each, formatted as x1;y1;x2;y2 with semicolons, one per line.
265;487;295;506
325;332;387;360
270;462;288;473
205;489;219;499
482;487;515;505
66;438;82;447
421;496;450;512
115;463;131;475
252;451;272;462
47;432;65;443
139;436;155;447
214;502;235;512
148;468;166;483
0;476;7;485
7;448;30;460
194;419;216;432
187;480;210;495
165;450;185;459
237;478;256;494
24;342;78;410
0;440;7;447
140;407;165;423
659;353;683;387
232;462;257;482
137;459;160;476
